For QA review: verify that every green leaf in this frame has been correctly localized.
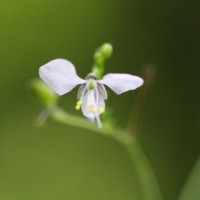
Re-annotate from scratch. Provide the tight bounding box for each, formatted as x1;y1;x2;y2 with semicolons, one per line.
178;156;200;200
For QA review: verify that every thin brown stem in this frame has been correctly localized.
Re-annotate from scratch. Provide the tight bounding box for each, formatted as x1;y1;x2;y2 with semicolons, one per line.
127;64;157;137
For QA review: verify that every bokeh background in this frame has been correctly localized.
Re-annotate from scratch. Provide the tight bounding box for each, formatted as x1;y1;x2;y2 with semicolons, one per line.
0;0;199;200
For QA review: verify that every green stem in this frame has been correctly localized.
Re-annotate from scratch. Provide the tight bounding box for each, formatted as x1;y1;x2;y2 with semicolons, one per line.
125;140;164;200
50;108;115;136
48;108;164;200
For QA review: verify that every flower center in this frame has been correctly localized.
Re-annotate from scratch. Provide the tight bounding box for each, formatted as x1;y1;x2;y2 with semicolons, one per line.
86;79;97;90
87;104;95;113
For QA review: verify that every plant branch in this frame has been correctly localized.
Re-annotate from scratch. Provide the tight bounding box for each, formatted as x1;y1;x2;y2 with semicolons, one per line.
48;107;164;200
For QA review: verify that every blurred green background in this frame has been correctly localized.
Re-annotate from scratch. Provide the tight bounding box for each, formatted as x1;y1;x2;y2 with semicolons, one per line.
0;0;199;200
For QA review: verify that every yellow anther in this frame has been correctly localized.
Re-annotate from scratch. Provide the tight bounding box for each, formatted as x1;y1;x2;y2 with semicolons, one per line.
98;107;105;114
75;100;83;110
77;100;82;105
75;104;81;110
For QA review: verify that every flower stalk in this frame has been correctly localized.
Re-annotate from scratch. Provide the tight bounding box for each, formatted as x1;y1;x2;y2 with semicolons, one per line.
49;106;164;200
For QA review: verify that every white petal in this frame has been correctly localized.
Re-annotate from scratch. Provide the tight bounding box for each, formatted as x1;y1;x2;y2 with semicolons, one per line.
81;90;95;119
81;89;105;119
99;73;144;95
39;59;86;95
77;84;87;100
97;83;107;99
96;89;105;111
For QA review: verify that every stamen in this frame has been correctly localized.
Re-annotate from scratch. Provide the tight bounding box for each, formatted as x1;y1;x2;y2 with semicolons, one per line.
75;100;82;110
77;100;82;105
98;107;105;114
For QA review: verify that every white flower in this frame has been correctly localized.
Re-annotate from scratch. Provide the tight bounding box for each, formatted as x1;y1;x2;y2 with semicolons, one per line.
39;59;144;128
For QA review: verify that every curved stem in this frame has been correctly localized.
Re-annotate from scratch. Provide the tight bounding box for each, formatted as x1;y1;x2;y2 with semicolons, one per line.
125;140;164;200
50;108;114;136
127;64;156;137
48;107;164;200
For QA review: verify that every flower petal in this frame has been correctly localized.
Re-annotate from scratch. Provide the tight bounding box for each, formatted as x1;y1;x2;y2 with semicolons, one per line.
81;90;95;119
39;59;86;95
77;84;86;100
97;83;107;99
81;89;105;119
96;88;105;112
99;73;143;95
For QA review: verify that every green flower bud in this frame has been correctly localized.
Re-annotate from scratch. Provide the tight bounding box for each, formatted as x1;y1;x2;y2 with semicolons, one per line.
29;78;58;108
100;43;113;59
94;51;104;66
92;43;113;79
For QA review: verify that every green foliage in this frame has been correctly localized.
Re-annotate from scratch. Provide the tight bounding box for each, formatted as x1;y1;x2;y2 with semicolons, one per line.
178;156;200;200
